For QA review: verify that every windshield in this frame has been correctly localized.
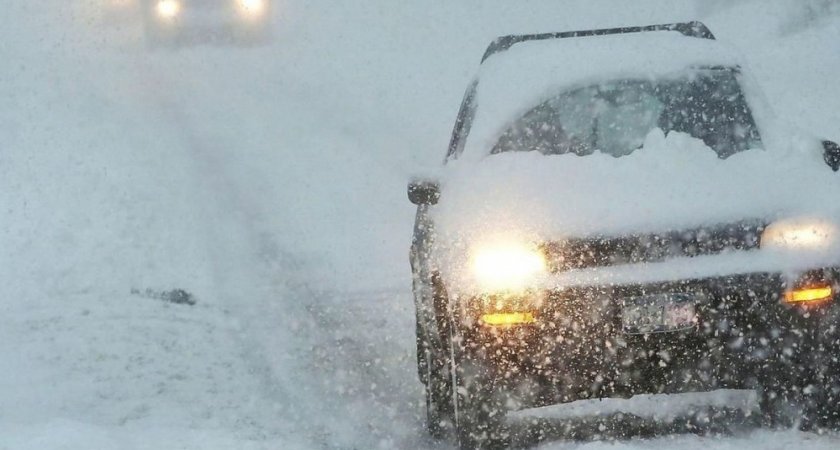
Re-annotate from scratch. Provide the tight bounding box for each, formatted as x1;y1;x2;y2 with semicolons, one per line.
491;69;762;158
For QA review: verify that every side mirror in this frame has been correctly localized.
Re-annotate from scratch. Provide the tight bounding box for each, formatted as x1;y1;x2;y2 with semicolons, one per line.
407;179;440;205
824;140;840;172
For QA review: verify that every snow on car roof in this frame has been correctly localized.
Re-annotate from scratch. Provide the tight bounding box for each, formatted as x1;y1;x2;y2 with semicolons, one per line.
462;30;745;160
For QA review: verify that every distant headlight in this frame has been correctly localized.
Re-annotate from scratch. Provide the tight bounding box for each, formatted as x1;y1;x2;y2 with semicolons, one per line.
761;218;838;250
156;0;181;19
470;242;546;291
237;0;266;16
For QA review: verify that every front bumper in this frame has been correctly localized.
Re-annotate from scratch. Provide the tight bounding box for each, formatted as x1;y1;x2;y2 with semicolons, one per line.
456;268;840;410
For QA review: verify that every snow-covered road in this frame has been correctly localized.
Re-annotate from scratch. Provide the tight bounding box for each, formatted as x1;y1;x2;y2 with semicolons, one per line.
2;0;840;448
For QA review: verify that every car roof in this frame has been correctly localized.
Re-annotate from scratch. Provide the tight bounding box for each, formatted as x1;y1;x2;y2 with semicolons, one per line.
481;21;716;63
458;27;743;161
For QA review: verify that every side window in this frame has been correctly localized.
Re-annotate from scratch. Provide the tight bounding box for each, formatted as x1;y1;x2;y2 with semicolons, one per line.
445;80;479;162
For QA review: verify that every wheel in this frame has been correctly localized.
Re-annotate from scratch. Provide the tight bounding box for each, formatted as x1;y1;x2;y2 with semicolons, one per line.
450;342;507;450
416;307;454;438
423;344;453;438
416;273;456;438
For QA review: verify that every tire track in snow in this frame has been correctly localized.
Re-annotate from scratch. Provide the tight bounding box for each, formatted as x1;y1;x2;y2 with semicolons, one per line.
128;63;330;443
133;59;437;448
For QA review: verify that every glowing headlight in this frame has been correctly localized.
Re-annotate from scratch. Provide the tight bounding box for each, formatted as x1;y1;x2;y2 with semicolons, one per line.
156;0;181;19
470;243;546;291
237;0;266;15
761;218;838;250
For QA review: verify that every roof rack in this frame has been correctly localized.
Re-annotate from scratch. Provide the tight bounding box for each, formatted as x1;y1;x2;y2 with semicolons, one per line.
481;21;715;63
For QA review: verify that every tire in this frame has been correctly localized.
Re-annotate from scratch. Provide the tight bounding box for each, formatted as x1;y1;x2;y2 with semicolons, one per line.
450;342;507;450
416;308;453;438
423;345;453;439
415;315;428;385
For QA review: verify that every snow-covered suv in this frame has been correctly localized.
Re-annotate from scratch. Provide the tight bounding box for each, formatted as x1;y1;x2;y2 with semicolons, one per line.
408;22;840;449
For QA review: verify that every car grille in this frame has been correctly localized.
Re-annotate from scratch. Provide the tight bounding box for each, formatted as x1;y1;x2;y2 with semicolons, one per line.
542;219;767;273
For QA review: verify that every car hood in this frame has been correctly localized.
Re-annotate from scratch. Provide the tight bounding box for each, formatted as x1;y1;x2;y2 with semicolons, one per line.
432;130;840;294
434;130;840;243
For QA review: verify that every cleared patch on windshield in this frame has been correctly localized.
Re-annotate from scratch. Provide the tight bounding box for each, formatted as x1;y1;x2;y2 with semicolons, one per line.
492;69;762;158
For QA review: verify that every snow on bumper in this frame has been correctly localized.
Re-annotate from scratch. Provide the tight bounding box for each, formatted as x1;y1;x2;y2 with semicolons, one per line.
453;266;840;411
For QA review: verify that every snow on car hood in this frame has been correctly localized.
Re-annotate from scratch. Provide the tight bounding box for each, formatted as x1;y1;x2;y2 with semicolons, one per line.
433;130;840;292
437;129;839;247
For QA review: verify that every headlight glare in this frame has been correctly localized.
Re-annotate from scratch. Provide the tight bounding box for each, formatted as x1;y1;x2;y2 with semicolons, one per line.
761;218;838;251
470;243;546;291
237;0;266;16
156;0;181;19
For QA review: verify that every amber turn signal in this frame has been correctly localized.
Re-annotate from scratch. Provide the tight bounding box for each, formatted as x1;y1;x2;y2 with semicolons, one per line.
784;286;833;304
481;312;536;326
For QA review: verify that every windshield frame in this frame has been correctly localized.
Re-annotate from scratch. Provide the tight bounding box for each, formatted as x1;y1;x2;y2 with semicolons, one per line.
447;66;764;162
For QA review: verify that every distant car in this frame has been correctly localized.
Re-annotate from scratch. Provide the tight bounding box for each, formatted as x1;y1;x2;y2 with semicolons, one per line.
142;0;271;47
408;22;840;449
